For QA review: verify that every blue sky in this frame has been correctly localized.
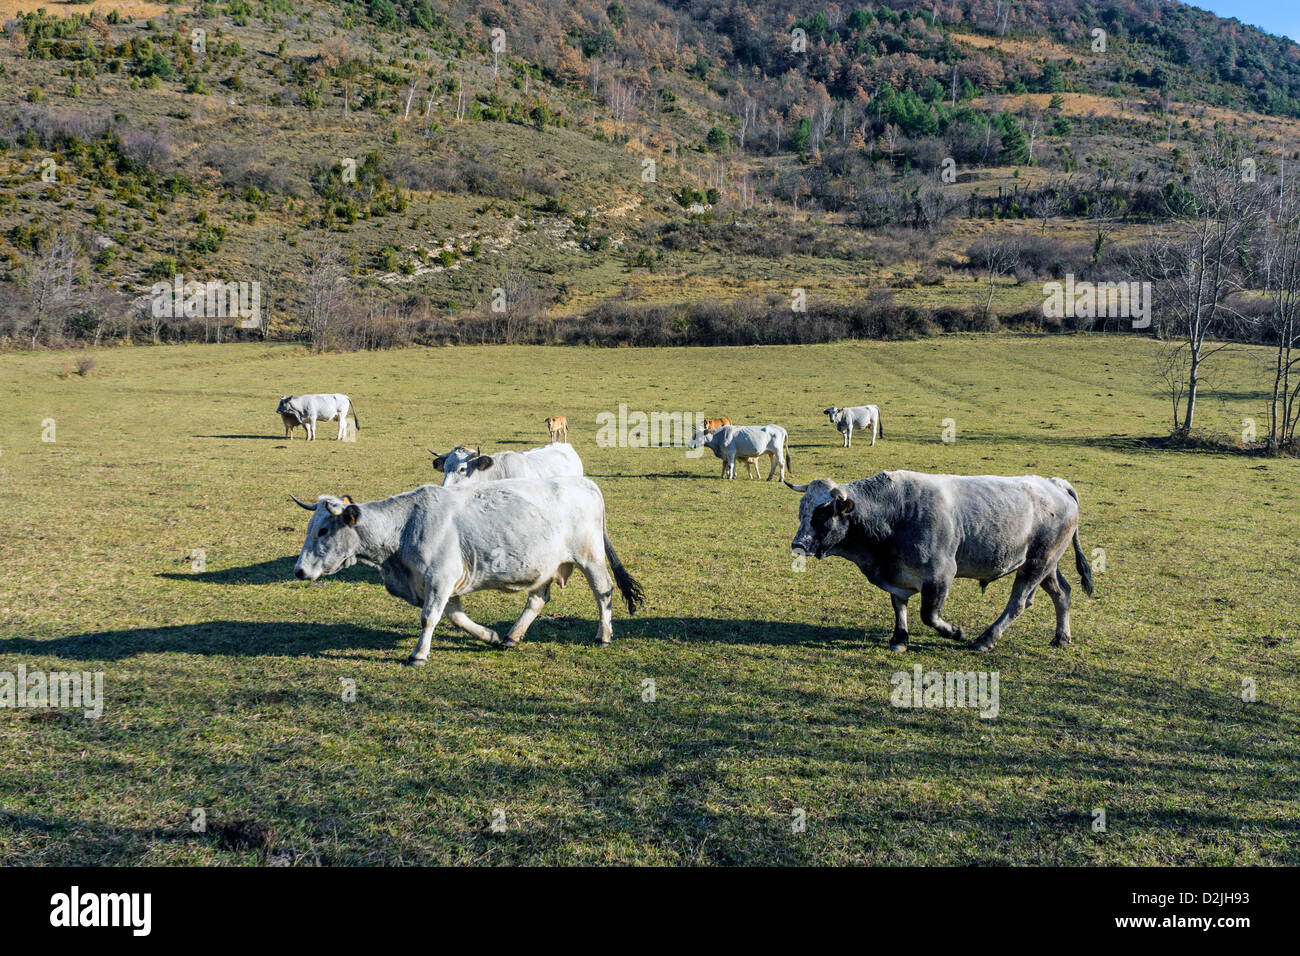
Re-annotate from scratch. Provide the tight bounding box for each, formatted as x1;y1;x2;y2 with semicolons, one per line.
1199;1;1300;42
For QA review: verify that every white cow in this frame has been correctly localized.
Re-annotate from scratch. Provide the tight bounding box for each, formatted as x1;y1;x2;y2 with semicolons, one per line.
277;394;359;441
291;478;644;663
689;424;792;481
430;443;583;486
823;405;883;447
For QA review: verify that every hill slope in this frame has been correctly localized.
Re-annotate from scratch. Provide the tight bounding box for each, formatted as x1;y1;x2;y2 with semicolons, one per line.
1;0;1298;345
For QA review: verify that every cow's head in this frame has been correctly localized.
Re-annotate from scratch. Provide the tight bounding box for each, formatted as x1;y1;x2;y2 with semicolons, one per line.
687;426;719;450
787;478;855;559
291;494;362;580
431;445;490;485
277;395;296;415
822;406;841;422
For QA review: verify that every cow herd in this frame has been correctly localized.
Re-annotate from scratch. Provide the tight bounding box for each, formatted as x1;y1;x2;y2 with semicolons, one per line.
277;393;1094;662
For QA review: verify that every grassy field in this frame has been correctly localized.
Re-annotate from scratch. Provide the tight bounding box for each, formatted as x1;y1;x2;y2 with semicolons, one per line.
0;336;1296;865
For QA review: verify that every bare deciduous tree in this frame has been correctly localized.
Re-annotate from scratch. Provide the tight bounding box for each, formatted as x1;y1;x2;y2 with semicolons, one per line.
305;240;348;351
1133;142;1266;434
1261;182;1300;449
979;237;1020;322
25;232;80;348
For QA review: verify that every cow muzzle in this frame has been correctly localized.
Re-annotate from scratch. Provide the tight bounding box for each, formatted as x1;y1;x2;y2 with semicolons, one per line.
792;539;821;559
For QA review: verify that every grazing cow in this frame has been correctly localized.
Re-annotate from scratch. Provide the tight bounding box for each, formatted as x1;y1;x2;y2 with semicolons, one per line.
788;471;1093;652
545;416;569;443
290;478;644;663
430;442;583;486
277;394;359;441
689;424;792;481
823;405;883;447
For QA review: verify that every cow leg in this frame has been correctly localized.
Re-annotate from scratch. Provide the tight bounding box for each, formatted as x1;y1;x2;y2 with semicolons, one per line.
1041;567;1073;647
890;594;910;652
725;454;735;479
746;458;759;479
445;597;502;647
972;568;1040;651
337;414;346;440
765;450;778;481
920;577;964;642
503;585;551;648
578;563;615;645
845;426;851;448
407;592;450;666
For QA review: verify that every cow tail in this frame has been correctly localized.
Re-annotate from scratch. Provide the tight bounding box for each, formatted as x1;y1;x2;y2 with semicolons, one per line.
784;444;793;478
603;530;644;615
877;411;883;439
1062;482;1094;597
350;402;360;431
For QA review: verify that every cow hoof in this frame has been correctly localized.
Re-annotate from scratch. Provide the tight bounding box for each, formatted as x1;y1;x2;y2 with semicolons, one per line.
404;656;428;667
1050;635;1070;648
970;637;994;652
889;641;908;653
952;627;965;642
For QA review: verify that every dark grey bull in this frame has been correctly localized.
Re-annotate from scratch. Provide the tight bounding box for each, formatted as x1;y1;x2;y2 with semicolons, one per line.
788;471;1093;651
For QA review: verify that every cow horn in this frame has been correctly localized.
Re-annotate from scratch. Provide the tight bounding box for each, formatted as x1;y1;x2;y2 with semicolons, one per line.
289;494;316;510
783;481;809;492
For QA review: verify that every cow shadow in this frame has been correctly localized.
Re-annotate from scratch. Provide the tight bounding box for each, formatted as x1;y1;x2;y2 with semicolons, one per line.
196;434;295;440
157;557;372;586
0;620;409;662
0;616;880;663
494;616;885;648
587;471;701;480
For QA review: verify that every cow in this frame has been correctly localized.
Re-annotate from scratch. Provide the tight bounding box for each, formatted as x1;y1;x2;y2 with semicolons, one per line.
787;471;1093;652
279;409;306;440
698;418;752;473
276;394;359;441
823;405;883;447
290;478;644;663
545;416;568;443
689;424;792;481
429;442;583;486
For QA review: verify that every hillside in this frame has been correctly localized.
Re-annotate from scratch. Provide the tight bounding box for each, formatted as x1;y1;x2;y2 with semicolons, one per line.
2;0;1299;346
